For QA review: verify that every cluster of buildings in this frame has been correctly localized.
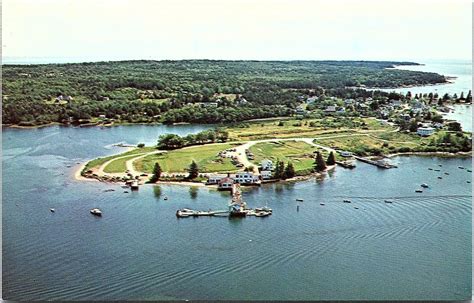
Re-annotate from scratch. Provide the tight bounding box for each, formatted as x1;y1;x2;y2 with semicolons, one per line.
206;159;275;189
296;95;450;137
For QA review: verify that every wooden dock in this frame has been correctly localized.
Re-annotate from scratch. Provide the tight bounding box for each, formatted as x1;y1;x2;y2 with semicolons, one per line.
354;156;397;169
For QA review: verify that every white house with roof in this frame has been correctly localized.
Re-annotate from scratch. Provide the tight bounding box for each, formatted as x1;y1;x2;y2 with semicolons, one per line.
218;177;234;190
206;174;228;184
324;105;336;114
261;159;273;171
260;170;272;180
417;127;435;137
231;172;260;185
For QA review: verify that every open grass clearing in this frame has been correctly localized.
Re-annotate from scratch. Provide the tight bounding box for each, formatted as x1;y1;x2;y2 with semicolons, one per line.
135;143;239;173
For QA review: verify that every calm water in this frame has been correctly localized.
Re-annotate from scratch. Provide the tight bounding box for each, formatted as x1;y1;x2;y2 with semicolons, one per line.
2;125;472;300
380;59;472;96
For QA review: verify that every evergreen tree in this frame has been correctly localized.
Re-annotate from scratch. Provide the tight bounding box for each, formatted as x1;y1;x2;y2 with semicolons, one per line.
188;161;199;179
149;162;162;183
467;90;472;103
314;151;327;172
273;160;285;179
460;92;465;100
283;162;296;179
326;151;336;165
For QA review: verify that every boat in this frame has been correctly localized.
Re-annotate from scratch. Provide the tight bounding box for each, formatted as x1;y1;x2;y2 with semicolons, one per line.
164;196;168;200
176;208;197;218
438;164;443;167
296;199;304;202
437;176;443;179
50;208;55;212
130;180;139;191
229;209;247;217
444;172;449;175
255;211;271;217
428;168;433;170
421;183;429;188
415;189;423;193
467;181;471;183
343;199;351;203
384;200;393;203
354;207;359;209
434;169;441;172
90;208;102;216
467;170;472;173
255;206;272;213
320;203;325;206
458;166;465;169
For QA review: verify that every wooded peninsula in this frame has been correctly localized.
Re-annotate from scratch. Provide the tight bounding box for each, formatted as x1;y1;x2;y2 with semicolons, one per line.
2;60;451;126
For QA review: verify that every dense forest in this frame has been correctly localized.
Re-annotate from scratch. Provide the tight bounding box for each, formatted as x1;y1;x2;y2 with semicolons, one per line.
2;60;448;126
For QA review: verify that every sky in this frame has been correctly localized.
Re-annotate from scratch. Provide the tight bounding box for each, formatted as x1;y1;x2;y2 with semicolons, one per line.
2;0;472;62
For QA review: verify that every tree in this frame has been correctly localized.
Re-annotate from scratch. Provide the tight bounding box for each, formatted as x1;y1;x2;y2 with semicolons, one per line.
188;161;199;179
149;162;162;183
283;162;296;179
314;151;327;172
157;134;185;149
447;121;462;132
273;160;285;179
408;119;418;132
326;151;336;165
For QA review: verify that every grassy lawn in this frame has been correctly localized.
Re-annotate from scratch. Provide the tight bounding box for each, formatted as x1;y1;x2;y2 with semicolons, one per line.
249;141;325;173
103;154;140;173
83;147;155;172
317;133;419;156
226;117;394;141
134;143;239;173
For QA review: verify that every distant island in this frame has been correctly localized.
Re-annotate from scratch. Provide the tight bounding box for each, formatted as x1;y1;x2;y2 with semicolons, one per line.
2;60;456;128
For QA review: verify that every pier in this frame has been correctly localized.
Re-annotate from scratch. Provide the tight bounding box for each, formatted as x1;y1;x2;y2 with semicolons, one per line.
354;156;397;169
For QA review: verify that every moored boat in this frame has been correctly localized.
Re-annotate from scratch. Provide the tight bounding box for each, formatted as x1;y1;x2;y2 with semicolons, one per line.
415;189;423;193
421;183;429;188
343;199;351;203
384;200;393;203
90;208;102;216
255;211;271;217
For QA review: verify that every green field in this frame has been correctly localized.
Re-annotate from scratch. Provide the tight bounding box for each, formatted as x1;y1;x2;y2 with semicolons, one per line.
103;154;141;173
135;143;239;173
83;147;155;172
249;141;325;173
226;117;395;141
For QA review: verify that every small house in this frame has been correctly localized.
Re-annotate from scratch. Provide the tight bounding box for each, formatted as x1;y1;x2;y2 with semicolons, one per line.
261;159;273;171
207;174;227;185
260;170;272;180
218;177;234;190
417;127;435;137
339;151;353;157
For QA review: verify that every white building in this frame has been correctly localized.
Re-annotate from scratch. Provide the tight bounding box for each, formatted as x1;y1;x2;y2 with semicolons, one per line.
417;127;435;137
231;172;260;184
261;159;273;171
339;151;353;157
260;170;272;180
207;174;228;184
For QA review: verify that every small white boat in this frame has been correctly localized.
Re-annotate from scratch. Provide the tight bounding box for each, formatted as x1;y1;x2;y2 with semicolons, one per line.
296;199;304;202
90;208;102;216
255;206;272;213
320;203;325;206
384;200;393;203
415;189;423;193
421;183;429;188
50;208;55;212
164;196;168;201
255;211;271;217
343;199;351;203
